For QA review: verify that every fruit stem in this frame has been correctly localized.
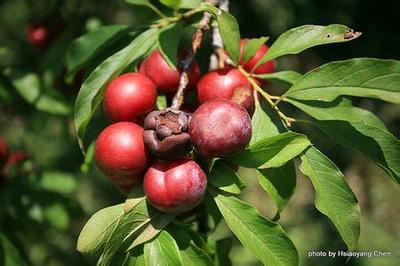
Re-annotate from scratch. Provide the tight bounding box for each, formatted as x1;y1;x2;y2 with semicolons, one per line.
269;95;280;100
272;95;285;106
238;67;293;127
171;0;221;110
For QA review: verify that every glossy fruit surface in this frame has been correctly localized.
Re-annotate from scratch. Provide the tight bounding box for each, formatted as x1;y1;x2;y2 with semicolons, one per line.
189;98;252;158
95;122;149;187
0;137;9;170
103;73;157;122
144;159;207;213
197;68;254;113
139;50;201;93
239;39;276;74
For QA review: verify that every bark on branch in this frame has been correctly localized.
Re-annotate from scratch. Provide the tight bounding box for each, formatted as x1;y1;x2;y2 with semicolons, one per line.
170;0;221;110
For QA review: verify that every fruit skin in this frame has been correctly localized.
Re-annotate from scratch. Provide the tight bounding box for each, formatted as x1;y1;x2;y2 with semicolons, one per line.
139;50;201;93
189;98;252;158
0;137;9;170
94;122;149;187
103;73;157;122
144;159;207;213
239;39;276;74
197;68;254;113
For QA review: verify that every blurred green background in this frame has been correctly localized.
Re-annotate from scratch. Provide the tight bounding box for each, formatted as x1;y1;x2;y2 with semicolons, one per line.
0;0;399;265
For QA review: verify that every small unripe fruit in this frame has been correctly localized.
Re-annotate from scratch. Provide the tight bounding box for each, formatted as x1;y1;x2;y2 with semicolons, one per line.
239;39;276;74
103;73;157;122
139;50;201;93
26;24;49;47
189;99;252;158
0;137;9;170
144;159;207;213
197;68;254;113
95;122;149;188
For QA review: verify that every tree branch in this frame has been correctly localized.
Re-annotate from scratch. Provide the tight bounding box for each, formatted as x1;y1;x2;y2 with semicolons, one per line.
210;0;229;69
170;0;220;110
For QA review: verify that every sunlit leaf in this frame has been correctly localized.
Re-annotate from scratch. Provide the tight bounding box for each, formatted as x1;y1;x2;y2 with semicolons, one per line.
228;132;311;168
257;162;296;212
300;147;361;250
257;24;361;66
212;191;298;266
144;231;183;266
208;160;246;194
285;58;400;104
158;22;183;69
254;71;302;86
77;204;125;254
242;37;269;62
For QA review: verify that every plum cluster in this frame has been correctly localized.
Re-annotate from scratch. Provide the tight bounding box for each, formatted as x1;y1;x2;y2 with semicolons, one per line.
94;40;275;213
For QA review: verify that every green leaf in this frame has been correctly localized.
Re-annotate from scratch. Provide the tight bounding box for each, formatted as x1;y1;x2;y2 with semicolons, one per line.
287;98;400;183
74;28;158;150
300;147;360;250
250;100;297;214
214;10;241;64
66;25;131;75
215;238;232;266
167;224;213;266
144;231;183;266
211;191;298;266
254;71;302;86
0;79;12;104
179;243;213;266
203;193;222;225
179;0;202;9
257;24;361;66
0;233;27;266
285;58;400;104
316;121;400;183
98;198;175;265
81;141;95;174
123;247;145;266
127;214;174;251
286;97;387;129
156;0;201;9
257;162;296;212
125;0;150;5
228;132;311;169
42;26;75;75
43;202;70;230
39;171;77;194
11;72;71;115
77;204;125;254
208;160;246;194
250;100;285;145
156;94;168;109
158;22;183;69
160;0;180;9
242;37;269;62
